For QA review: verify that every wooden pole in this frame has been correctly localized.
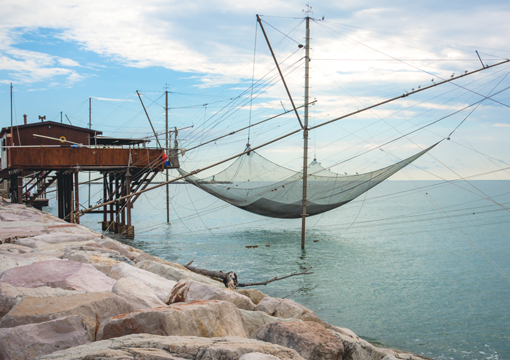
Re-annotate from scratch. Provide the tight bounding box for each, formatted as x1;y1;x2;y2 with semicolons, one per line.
256;15;304;129
165;90;170;223
88;98;91;208
102;173;107;230
109;173;114;229
301;16;310;250
74;172;80;224
126;172;132;228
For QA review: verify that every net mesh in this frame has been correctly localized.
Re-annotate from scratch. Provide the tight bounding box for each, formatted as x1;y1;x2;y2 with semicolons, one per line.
178;143;437;218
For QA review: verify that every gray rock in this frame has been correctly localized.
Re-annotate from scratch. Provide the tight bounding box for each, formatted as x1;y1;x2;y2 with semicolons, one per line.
0;315;89;360
36;334;305;360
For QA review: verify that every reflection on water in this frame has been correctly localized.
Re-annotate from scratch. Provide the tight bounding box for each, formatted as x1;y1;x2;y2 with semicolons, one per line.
45;180;510;360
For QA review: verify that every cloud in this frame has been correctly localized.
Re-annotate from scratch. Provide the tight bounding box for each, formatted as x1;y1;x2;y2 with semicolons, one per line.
1;1;510;92
91;96;136;102
494;123;510;127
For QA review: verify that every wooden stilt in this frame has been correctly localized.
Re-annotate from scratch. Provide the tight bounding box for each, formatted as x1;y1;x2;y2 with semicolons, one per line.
74;172;80;224
17;174;23;204
102;173;108;230
109;173;114;231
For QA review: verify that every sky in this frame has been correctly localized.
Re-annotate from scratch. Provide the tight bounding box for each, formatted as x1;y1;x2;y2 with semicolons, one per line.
1;0;510;180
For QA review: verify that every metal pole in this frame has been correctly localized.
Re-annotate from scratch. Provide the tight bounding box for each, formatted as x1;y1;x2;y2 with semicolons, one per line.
301;16;311;250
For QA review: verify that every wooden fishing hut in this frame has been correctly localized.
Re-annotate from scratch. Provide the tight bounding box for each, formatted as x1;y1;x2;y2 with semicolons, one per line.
0;118;179;237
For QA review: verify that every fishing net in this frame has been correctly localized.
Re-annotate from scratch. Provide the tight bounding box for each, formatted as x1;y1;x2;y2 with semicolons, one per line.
178;143;437;218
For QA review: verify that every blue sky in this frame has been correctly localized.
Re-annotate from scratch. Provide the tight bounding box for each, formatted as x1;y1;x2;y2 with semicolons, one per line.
1;1;510;180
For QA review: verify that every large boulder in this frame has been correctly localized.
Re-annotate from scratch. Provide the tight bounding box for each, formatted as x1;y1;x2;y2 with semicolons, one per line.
63;245;132;274
0;292;135;341
0;252;63;275
37;334;305;360
0;244;33;254
327;328;430;360
167;279;255;310
95;238;140;261
0;208;44;222
97;300;248;340
13;232;98;249
108;262;177;302
240;353;282;360
136;260;225;288
254;321;344;360
237;288;269;305
255;296;324;324
0;259;116;292
239;309;298;337
0;282;83;318
112;277;166;310
0;315;89;360
0;227;45;244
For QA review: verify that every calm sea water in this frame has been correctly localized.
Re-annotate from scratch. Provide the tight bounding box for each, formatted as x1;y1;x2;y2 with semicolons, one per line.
46;180;510;360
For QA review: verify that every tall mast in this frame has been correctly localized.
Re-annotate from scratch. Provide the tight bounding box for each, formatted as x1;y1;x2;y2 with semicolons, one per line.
10;83;13;148
301;16;311;250
88;98;92;208
165;89;170;223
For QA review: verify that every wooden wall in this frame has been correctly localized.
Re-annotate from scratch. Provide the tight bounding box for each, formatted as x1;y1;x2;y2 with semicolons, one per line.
11;123;93;146
7;147;168;170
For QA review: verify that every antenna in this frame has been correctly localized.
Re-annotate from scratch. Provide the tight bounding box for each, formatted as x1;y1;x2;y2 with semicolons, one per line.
303;3;313;16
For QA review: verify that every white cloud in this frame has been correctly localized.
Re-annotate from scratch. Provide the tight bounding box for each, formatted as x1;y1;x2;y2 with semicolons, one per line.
91;96;136;102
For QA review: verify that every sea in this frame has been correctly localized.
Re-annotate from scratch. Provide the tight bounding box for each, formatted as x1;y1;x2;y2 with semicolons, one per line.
45;180;510;360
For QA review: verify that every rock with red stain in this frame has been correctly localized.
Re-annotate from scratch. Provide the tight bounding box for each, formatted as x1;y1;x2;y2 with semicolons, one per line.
0;292;134;341
0;315;90;359
0;259;116;292
167;279;255;310
254;321;344;360
97;299;248;340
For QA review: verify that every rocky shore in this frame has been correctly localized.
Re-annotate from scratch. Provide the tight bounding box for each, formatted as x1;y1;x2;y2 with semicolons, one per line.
0;201;431;360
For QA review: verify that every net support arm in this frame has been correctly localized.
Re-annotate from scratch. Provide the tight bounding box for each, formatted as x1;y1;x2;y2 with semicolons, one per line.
257;14;304;129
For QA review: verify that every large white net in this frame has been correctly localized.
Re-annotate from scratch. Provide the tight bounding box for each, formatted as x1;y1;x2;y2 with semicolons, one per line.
178;143;437;218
